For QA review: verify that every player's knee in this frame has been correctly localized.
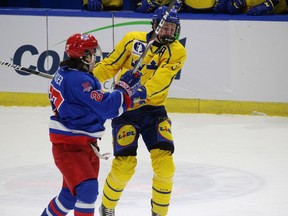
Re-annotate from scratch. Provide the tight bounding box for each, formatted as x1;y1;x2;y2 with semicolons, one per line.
111;156;137;182
58;187;77;209
151;149;175;179
75;179;98;203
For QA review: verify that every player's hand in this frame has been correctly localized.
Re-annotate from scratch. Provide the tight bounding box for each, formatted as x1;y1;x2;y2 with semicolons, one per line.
114;69;141;97
246;0;275;15
130;85;147;107
136;0;160;13
174;0;183;12
87;0;103;11
214;0;229;13
226;0;246;14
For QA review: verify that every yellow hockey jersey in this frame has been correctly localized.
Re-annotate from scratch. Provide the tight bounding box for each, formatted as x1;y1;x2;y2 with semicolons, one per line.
83;0;123;9
93;31;187;110
184;0;216;9
245;0;288;13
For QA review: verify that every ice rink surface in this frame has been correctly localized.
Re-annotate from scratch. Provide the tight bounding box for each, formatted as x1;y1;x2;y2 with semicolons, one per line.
0;106;287;216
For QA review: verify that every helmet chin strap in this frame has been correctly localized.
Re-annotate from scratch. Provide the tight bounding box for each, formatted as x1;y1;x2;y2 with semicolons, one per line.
81;54;96;72
81;54;96;65
161;35;175;44
157;35;175;44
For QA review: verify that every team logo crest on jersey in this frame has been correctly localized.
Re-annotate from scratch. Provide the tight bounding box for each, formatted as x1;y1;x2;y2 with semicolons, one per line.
82;81;93;92
132;40;146;56
117;125;136;146
157;120;173;142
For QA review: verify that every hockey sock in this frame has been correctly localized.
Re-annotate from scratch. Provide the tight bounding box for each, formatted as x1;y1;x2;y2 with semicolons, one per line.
74;179;98;216
151;149;175;216
41;187;76;216
102;156;137;209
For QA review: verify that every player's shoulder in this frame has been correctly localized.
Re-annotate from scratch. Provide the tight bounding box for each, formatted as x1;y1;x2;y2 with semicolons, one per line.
65;70;96;87
170;40;186;53
123;31;147;40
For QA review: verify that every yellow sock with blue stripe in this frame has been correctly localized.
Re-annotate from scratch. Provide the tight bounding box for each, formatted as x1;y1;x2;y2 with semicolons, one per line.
102;156;137;209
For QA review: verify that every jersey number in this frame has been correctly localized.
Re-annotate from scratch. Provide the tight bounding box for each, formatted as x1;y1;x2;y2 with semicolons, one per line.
49;84;64;110
90;90;103;102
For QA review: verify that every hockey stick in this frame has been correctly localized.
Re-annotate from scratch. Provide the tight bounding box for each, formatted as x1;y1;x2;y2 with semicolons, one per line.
132;0;181;74
0;60;54;79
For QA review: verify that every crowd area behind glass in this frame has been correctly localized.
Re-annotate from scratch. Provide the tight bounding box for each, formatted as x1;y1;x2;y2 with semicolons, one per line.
0;0;288;16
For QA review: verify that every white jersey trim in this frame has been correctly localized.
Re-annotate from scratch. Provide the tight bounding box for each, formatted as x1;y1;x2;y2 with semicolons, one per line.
118;93;125;115
49;119;105;138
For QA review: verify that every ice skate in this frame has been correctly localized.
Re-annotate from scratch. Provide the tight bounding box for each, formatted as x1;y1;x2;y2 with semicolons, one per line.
99;203;115;216
152;211;160;216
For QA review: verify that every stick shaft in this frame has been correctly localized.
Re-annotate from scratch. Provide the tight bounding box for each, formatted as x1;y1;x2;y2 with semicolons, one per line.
0;60;53;79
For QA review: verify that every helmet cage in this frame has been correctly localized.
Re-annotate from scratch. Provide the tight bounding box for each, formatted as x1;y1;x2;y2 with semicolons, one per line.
81;45;103;66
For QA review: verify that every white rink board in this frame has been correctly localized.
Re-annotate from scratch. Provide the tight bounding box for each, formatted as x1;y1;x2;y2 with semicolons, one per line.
0;14;288;102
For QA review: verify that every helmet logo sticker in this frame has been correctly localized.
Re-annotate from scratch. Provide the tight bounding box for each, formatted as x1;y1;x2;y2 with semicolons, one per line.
81;33;89;40
132;40;146;56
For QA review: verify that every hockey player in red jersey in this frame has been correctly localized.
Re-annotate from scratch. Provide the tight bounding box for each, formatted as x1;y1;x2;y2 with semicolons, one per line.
41;33;143;216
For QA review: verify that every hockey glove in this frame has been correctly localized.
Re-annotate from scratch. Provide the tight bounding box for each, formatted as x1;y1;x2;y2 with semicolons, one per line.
130;85;147;107
114;70;141;97
136;0;160;13
87;0;103;11
226;0;246;14
246;0;278;15
214;0;229;13
174;0;183;12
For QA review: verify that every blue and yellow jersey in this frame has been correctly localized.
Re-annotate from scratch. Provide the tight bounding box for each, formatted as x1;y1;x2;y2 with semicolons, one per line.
245;0;288;13
93;31;186;110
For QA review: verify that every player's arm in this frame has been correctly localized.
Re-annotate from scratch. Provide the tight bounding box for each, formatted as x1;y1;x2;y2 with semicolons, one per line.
72;72;141;119
144;46;186;99
92;33;134;82
247;0;280;15
83;0;103;11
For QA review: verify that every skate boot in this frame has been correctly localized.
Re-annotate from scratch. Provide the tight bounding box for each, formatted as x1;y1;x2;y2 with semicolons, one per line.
99;203;115;216
152;211;160;216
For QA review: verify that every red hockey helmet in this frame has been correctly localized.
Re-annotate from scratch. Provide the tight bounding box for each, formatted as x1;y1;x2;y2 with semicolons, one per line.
65;33;98;59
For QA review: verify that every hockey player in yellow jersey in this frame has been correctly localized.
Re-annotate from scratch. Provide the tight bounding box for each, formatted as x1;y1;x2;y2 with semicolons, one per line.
245;0;288;15
93;6;186;216
136;0;183;12
83;0;123;11
214;0;288;15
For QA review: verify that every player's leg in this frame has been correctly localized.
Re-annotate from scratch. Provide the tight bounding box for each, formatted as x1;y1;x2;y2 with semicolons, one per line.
49;143;100;216
42;180;98;216
74;179;99;216
41;187;76;216
141;106;175;216
150;149;175;216
99;116;140;215
70;144;100;216
99;156;137;215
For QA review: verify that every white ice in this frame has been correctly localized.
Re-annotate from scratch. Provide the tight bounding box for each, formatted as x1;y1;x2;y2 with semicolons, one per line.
0;106;288;216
